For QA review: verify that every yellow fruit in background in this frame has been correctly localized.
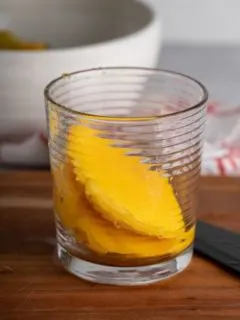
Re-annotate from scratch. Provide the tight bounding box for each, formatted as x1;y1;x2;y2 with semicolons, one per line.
68;124;185;238
0;30;47;50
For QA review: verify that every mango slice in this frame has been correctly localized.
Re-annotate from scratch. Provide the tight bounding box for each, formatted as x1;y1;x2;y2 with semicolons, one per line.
52;161;81;229
0;30;47;50
75;200;194;256
68;124;185;237
53;161;193;256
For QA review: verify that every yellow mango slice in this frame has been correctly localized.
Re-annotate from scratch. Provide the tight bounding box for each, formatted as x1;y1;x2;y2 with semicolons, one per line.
75;199;194;256
52;161;194;257
52;161;81;229
0;30;47;50
68;124;185;237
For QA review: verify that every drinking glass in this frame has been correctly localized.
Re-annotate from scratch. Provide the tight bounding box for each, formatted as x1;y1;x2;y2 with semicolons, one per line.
44;67;208;285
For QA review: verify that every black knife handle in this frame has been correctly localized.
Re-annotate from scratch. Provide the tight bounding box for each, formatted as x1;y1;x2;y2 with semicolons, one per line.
195;221;240;276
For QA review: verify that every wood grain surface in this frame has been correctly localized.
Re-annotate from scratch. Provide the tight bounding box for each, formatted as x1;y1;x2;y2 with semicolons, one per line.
0;171;240;320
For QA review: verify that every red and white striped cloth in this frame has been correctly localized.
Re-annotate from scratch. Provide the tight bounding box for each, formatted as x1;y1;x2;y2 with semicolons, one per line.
202;102;240;176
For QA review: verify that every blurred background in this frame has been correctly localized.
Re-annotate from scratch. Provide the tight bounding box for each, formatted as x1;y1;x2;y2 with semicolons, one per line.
150;0;240;104
149;0;240;44
0;0;240;174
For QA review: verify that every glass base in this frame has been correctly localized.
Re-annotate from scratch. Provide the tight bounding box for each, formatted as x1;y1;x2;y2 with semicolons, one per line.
57;244;193;286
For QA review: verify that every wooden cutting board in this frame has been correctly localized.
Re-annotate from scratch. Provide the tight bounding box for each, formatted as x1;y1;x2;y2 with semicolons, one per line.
0;171;240;320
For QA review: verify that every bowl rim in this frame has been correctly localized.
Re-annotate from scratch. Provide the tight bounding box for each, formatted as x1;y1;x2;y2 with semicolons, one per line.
0;0;160;54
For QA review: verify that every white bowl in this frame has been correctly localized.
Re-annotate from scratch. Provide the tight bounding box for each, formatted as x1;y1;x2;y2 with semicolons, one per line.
0;0;161;166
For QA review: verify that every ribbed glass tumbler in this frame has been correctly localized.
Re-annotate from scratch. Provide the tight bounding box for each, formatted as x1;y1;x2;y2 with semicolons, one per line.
45;67;208;285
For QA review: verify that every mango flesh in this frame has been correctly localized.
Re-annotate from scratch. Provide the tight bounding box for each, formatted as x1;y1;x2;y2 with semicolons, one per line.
51;122;195;257
52;161;194;257
75;206;194;257
0;30;47;50
67;124;185;238
53;161;81;229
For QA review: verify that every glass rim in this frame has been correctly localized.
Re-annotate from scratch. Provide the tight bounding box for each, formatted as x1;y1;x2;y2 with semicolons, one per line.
44;67;208;120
